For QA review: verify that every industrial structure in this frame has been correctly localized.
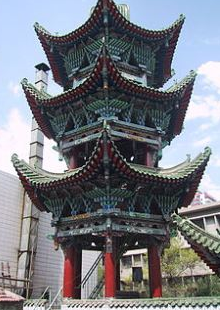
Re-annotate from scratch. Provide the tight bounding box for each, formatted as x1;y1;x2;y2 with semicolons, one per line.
10;0;220;302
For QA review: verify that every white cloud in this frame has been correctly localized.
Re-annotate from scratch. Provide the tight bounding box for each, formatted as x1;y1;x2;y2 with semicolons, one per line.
186;95;220;123
198;123;213;131
43;138;66;172
210;155;220;168
193;136;212;148
200;174;220;201
0;108;66;175
198;61;220;94
0;108;30;174
8;81;21;97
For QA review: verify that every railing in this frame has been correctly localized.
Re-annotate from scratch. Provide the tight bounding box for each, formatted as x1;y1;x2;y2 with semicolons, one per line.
81;252;103;289
23;286;50;310
46;286;63;310
89;234;137;299
80;252;104;299
89;277;104;299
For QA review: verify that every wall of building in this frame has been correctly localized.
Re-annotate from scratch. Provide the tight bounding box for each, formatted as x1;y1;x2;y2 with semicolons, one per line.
82;250;99;299
179;202;220;236
32;212;63;299
0;171;23;282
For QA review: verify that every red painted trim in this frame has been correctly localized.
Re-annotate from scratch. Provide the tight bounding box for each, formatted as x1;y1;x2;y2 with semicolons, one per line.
148;246;162;298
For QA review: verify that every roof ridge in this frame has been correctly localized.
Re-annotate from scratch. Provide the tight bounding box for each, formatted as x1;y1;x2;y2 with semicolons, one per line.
166;70;197;92
173;213;220;246
21;78;52;100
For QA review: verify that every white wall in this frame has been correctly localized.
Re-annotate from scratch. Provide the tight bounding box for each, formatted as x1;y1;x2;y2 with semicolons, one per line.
32;212;63;299
0;171;23;280
82;250;99;299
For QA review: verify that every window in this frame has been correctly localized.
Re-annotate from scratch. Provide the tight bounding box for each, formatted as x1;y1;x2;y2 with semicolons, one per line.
192;218;204;229
121;256;132;268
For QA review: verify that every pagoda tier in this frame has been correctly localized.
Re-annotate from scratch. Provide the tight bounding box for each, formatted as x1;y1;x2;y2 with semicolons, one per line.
174;214;220;276
21;48;196;167
12;130;211;221
34;0;184;89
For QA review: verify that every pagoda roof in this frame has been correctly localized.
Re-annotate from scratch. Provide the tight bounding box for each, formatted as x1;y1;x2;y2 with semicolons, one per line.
62;297;220;309
21;47;196;140
34;0;184;87
12;130;211;213
174;214;220;276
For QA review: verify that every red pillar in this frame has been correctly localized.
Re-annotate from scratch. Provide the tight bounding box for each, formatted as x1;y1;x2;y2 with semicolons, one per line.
63;246;82;299
148;245;162;298
145;146;153;167
69;149;77;169
105;236;116;298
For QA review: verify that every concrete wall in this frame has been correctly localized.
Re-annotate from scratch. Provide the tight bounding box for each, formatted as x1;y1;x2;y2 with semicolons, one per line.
32;212;63;299
0;171;23;281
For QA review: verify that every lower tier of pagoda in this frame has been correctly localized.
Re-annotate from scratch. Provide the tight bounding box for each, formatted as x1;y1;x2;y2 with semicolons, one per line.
53;209;168;251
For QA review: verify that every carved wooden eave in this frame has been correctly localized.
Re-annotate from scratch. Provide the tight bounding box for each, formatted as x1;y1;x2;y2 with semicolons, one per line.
21;47;196;143
12;130;211;216
34;0;185;87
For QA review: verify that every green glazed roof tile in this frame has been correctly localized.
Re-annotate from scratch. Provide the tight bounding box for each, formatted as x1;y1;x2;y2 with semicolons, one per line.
63;297;220;308
173;213;220;255
11;131;211;187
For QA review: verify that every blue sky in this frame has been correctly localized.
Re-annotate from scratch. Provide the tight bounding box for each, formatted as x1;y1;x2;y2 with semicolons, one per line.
0;0;220;200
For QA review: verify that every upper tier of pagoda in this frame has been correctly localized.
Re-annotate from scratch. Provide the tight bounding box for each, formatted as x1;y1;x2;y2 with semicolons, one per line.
21;47;196;165
34;0;184;89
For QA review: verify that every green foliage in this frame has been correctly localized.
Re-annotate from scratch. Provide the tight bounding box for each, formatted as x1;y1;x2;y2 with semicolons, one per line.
162;237;200;280
162;237;202;297
195;275;220;296
161;237;220;297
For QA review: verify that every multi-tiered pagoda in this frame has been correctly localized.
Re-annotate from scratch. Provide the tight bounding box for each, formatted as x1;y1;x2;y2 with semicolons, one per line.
12;0;211;299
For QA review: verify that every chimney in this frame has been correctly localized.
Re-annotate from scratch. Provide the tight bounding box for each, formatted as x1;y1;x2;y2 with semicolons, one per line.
29;63;50;168
35;63;50;91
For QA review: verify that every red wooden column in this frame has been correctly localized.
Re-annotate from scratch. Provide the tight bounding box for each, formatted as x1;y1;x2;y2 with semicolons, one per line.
144;146;154;167
63;246;82;299
69;148;78;169
105;235;116;298
148;245;162;298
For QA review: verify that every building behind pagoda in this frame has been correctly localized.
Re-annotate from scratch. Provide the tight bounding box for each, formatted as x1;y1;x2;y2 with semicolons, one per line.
12;0;213;301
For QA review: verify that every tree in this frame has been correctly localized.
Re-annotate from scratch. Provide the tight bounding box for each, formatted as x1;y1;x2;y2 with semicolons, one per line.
161;237;201;297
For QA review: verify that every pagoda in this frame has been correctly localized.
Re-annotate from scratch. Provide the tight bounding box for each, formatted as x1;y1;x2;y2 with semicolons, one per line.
12;0;211;299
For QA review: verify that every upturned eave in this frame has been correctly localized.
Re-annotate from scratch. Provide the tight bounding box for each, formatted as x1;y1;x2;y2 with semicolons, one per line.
21;48;196;141
34;0;185;87
12;130;211;212
174;213;220;276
